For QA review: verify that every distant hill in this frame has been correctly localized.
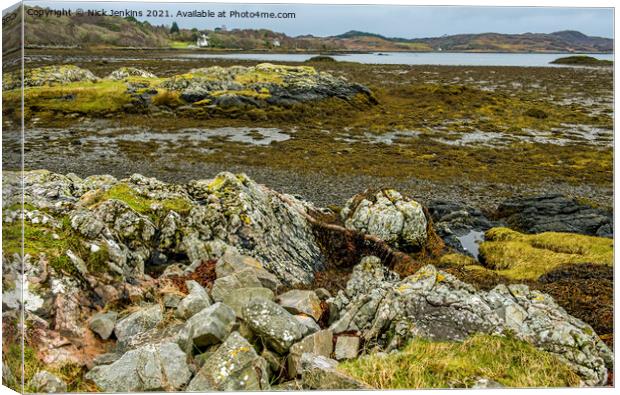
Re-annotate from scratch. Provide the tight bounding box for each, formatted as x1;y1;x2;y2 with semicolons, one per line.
12;6;613;53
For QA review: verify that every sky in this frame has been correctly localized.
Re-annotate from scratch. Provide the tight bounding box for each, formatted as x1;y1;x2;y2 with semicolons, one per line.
25;1;614;38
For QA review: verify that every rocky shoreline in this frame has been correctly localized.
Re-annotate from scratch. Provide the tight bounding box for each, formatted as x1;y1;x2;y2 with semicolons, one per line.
1;170;613;391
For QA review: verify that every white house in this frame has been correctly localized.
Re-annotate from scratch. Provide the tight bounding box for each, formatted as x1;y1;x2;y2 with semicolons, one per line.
197;33;209;47
272;39;281;48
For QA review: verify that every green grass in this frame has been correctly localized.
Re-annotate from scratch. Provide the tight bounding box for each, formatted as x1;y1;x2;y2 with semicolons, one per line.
478;227;613;280
339;334;580;389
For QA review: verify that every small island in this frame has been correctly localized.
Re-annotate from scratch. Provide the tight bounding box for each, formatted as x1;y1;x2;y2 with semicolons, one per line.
550;55;613;66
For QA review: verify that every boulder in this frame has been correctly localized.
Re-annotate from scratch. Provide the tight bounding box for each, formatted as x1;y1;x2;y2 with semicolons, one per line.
176;280;211;319
287;330;333;378
114;305;162;342
210;269;263;302
277;290;323;321
294;315;321;335
221;287;275;317
334;336;360;360
187;332;270;391
29;371;67;393
89;311;118;340
242;299;305;354
328;256;613;386
341;189;427;251
299;353;369;389
216;250;281;290
496;194;612;237
85;342;190;392
186;302;236;348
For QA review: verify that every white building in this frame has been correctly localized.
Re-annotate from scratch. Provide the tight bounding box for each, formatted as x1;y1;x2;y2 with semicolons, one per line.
272;39;281;48
197;33;209;47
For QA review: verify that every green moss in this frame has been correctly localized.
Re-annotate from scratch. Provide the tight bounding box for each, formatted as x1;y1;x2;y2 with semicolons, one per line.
339;334;580;389
478;227;613;280
99;183;192;216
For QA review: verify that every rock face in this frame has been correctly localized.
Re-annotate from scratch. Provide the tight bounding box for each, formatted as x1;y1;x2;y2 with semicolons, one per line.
341;189;428;251
187;332;270;391
496;194;613;237
328;256;613;386
160;63;376;107
7;170;326;285
85;342;191;392
277;290;323;321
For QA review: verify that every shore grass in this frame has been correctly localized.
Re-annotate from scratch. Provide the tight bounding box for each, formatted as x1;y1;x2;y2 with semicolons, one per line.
339;334;581;389
478;227;613;280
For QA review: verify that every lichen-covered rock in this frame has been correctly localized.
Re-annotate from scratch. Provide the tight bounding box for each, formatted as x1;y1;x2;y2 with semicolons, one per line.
89;311;118;340
175;280;211;319
5;170;326;285
3;65;98;90
328;256;613;386
114;305;163;342
85;342;190;392
277;290;323;321
107;67;157;80
222;287;275;317
216;249;282;290
160;63;376;107
29;371;67;393
243;299;305;354
187;332;270;391
185;302;236;348
287;330;334;378
341;189;428;251
210;269;263;302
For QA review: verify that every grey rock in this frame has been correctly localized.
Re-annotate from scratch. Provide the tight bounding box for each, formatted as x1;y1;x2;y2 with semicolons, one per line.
92;352;121;366
277;290;323;321
162;292;183;309
210;269;263;302
472;378;504;389
176;280;211;319
29;371;67;393
299;353;369;389
89;311;118;340
329;256;613;386
315;288;332;300
114;305;163;342
243;298;305;354
187;332;270;391
216;250;283;290
107;67;157;80
222;287;275;317
496;194;613;237
85;342;190;392
295;315;321;336
341;189;427;251
288;330;333;378
186;302;236;348
334;336;360;360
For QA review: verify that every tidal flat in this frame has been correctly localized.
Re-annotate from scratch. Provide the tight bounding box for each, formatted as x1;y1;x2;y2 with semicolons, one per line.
2;49;613;209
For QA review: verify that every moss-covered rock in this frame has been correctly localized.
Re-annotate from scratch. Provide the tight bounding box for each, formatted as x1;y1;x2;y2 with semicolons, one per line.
3;65;98;90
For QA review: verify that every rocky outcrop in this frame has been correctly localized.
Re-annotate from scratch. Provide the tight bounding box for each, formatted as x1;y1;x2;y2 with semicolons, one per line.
495;194;613;237
160;63;376;107
3;64;98;90
327;256;612;386
107;67;157;80
341;189;428;251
